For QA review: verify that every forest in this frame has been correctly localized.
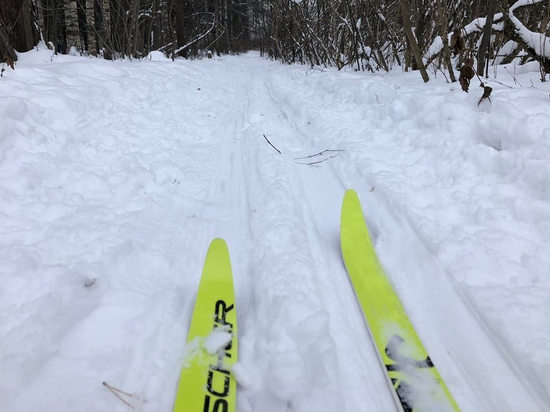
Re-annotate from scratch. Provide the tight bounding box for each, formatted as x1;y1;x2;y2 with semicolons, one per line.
1;0;549;82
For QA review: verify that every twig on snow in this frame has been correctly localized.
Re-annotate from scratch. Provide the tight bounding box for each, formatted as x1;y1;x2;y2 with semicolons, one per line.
296;155;339;167
296;162;322;168
438;67;450;83
504;67;522;87
294;149;344;160
263;134;282;154
103;382;135;409
484;77;514;89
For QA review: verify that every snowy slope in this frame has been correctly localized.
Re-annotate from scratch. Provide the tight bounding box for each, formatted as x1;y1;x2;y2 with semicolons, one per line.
0;46;549;411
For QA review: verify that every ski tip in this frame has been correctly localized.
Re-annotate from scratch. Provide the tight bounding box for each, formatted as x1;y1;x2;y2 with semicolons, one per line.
208;238;229;252
343;189;361;209
344;188;358;199
209;238;227;248
205;238;230;261
341;188;371;245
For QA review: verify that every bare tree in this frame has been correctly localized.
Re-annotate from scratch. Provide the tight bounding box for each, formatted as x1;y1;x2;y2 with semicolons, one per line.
65;0;80;52
478;0;497;76
2;0;549;85
400;0;430;82
97;0;112;58
1;0;40;64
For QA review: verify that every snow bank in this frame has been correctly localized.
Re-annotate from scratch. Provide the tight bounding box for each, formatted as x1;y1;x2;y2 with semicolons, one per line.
0;44;242;411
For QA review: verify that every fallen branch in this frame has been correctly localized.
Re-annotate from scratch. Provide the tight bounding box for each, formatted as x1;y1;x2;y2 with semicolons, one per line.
432;63;450;84
103;382;134;409
296;155;339;167
174;13;216;56
294;149;344;160
484;77;514;89
504;67;522;87
191;25;226;61
263;134;282;154
296;162;322;168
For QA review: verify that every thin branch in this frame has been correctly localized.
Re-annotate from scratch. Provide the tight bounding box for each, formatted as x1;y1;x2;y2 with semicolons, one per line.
484;77;514;89
191;24;226;60
296;155;338;166
263;134;282;154
504;67;523;87
102;382;134;409
174;13;216;55
294;149;344;160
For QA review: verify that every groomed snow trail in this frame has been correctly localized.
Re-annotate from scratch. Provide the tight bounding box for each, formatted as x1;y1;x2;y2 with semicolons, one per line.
1;49;549;412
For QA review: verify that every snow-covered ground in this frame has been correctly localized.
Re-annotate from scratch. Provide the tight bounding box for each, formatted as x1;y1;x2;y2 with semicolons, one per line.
1;45;549;411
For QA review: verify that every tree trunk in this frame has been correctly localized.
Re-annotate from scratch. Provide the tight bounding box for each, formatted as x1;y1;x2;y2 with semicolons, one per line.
56;0;65;53
40;0;58;48
0;0;38;61
147;0;160;52
0;23;17;63
172;0;186;56
65;0;80;52
20;0;36;51
436;0;456;82
36;0;47;43
442;41;457;82
97;0;111;58
85;0;96;54
399;0;429;82
477;0;496;76
129;0;140;57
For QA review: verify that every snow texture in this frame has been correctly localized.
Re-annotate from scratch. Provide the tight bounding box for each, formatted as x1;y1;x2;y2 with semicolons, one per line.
1;43;549;411
204;326;232;355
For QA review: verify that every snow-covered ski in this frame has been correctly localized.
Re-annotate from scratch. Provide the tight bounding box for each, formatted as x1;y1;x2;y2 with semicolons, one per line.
173;238;238;412
340;189;459;411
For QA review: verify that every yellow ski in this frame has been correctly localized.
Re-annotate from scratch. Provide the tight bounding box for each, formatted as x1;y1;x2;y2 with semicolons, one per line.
340;190;459;412
173;238;238;412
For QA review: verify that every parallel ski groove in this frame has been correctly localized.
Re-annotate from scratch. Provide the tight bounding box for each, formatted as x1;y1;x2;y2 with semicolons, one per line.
340;189;459;412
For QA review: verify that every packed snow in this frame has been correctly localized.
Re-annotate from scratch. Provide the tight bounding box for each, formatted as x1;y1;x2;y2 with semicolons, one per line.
204;327;232;355
1;44;549;411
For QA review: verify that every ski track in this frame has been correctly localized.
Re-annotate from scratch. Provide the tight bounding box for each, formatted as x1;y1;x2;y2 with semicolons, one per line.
260;75;396;411
262;65;548;411
0;49;549;411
